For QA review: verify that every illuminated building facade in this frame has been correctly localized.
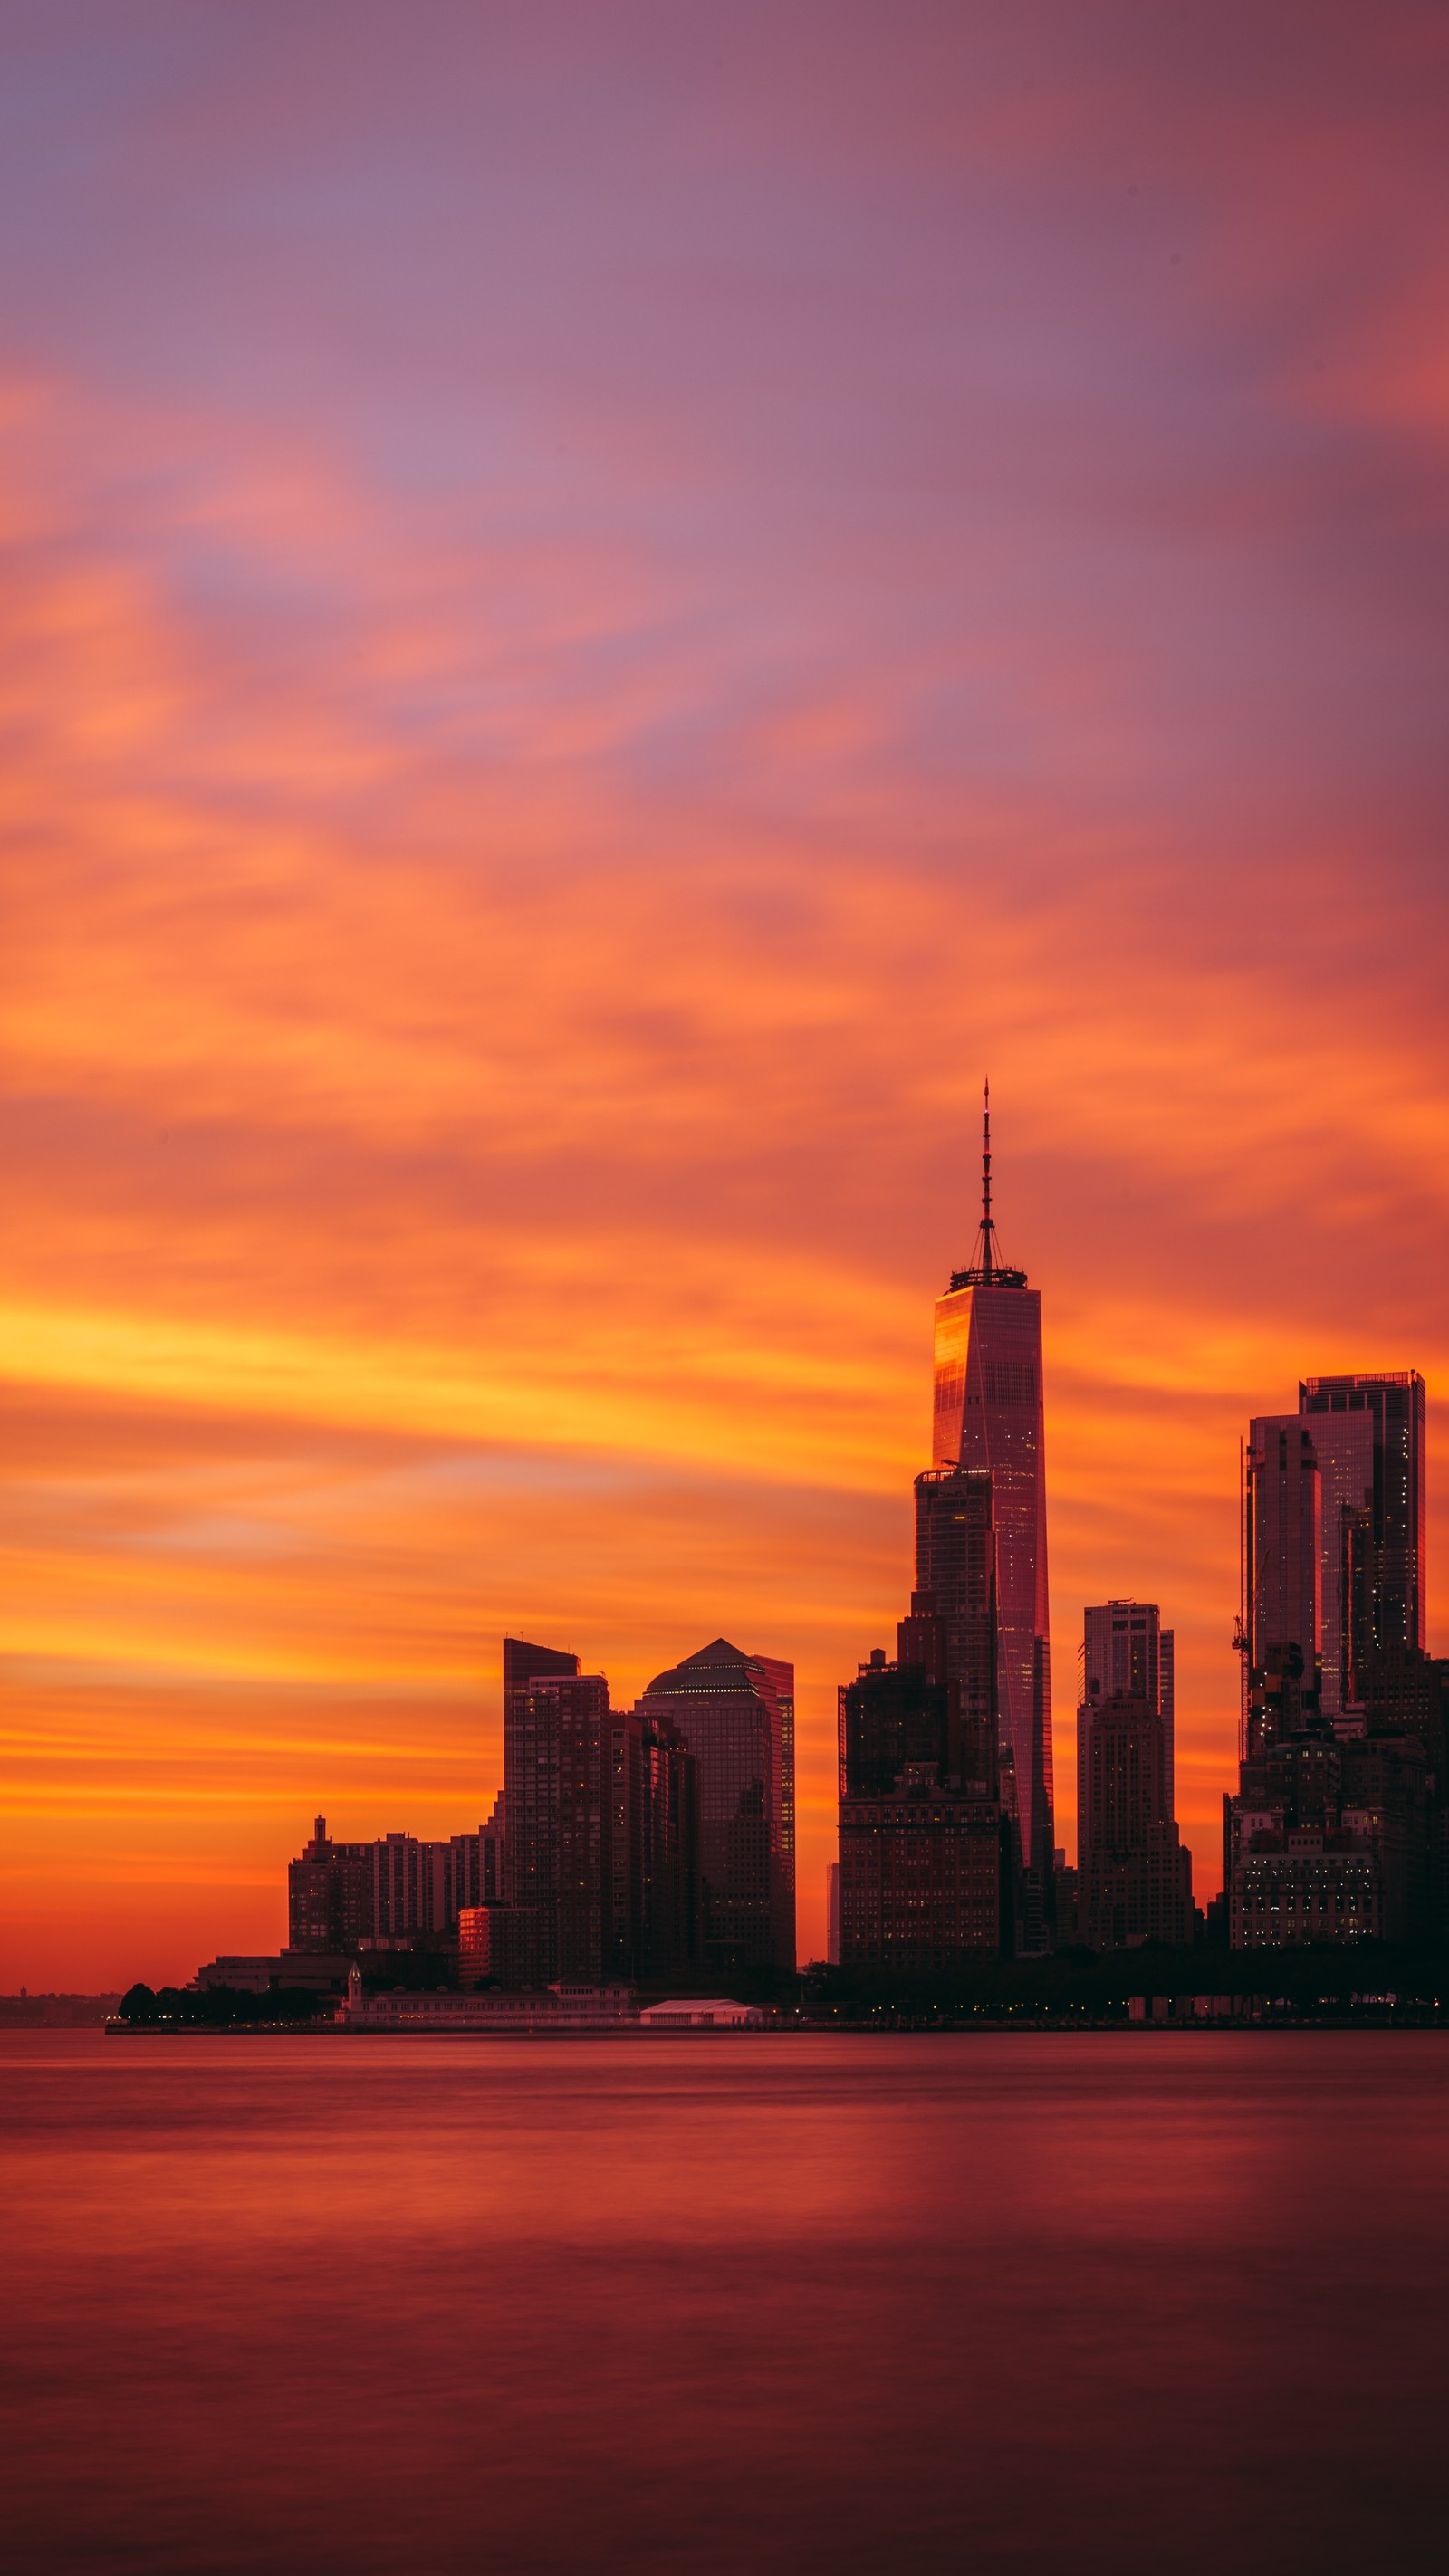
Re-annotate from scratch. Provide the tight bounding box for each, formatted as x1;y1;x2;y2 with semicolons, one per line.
638;1639;795;1974
456;1902;542;1989
930;1090;1053;1944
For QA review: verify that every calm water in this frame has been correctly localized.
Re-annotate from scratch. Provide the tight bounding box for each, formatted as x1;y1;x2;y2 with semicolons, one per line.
3;2031;1445;2573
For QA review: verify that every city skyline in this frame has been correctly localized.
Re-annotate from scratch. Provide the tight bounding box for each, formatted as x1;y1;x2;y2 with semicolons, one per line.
6;1122;1442;1986
168;1223;1437;1984
5;23;1445;2576
5;7;1447;1991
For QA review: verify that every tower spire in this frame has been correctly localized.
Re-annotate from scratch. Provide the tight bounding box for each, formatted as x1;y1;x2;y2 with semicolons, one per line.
980;1079;994;1279
948;1077;1027;1290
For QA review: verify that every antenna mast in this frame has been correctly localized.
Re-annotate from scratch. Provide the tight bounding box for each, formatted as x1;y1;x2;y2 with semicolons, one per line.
949;1077;1027;1291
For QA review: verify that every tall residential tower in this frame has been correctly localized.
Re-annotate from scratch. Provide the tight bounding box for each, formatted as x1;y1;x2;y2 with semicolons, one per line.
1078;1601;1176;1859
1298;1373;1426;1716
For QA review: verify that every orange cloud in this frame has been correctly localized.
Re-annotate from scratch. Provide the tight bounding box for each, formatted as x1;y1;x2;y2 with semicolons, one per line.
3;10;1447;1984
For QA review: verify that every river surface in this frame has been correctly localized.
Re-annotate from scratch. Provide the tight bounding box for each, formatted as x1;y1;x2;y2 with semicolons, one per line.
3;2030;1445;2573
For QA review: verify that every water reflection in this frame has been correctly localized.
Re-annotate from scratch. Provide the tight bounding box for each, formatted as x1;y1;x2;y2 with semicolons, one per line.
3;2033;1444;2572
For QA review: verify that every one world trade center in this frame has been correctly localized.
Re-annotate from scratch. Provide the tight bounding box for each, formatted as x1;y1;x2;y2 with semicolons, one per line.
931;1088;1054;1949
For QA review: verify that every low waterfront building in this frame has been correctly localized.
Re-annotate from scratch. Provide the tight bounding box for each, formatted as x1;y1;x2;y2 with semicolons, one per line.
637;1998;765;2027
196;1951;353;1994
338;1972;637;2031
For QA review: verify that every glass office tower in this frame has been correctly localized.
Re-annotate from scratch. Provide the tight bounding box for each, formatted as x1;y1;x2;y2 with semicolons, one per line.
638;1638;795;1974
930;1092;1052;1941
1298;1373;1426;1714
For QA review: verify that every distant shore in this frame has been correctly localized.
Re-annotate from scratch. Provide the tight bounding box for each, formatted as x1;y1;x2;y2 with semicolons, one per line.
95;2012;1448;2037
0;1996;120;2029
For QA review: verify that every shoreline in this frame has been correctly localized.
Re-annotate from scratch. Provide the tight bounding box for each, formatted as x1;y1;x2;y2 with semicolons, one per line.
98;2015;1448;2038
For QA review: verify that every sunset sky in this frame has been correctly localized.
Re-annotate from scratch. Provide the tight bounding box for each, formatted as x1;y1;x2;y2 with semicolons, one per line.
5;4;1447;1987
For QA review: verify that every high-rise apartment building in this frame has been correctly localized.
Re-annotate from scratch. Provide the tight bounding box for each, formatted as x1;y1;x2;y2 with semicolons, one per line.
637;1639;795;1974
638;1706;701;1977
1227;1380;1439;1949
1079;1601;1175;1834
905;1465;1000;1798
1298;1374;1426;1715
1244;1417;1321;1752
285;1816;511;1955
480;1790;506;1905
548;1670;614;1984
502;1646;700;1985
601;1700;700;1984
1079;1692;1192;1949
503;1635;583;1939
929;1089;1052;1943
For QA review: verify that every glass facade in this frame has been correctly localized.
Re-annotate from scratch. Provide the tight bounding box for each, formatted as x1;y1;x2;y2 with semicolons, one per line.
638;1639;795;1975
932;1279;1052;1924
1299;1373;1426;1712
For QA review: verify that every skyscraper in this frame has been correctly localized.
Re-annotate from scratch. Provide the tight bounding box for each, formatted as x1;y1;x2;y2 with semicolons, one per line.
837;1464;1007;1966
601;1700;700;1984
930;1087;1052;1942
898;1463;1000;1795
503;1634;581;1953
1298;1373;1426;1715
1079;1692;1192;1949
637;1639;795;1974
1079;1601;1176;1845
1224;1393;1439;1949
1243;1417;1321;1752
550;1669;614;1984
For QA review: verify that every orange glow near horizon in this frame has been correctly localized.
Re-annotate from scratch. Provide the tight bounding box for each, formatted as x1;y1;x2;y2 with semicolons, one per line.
4;7;1448;1986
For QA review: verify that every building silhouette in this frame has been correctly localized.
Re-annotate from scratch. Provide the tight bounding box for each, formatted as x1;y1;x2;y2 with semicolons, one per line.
503;1643;700;1985
1228;1378;1440;1948
637;1639;795;1974
1299;1374;1426;1716
1079;1600;1176;1837
1075;1602;1191;1948
599;1697;700;1984
503;1635;583;1955
929;1087;1053;1946
1243;1417;1322;1750
287;1815;508;1958
1079;1692;1192;1949
838;1465;1008;1966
